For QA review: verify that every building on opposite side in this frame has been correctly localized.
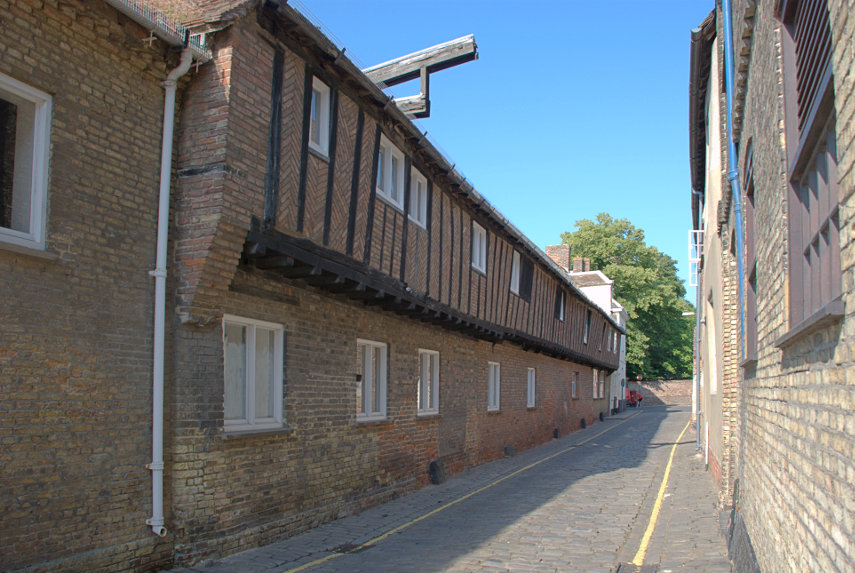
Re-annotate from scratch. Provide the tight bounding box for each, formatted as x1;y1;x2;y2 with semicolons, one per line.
689;1;854;570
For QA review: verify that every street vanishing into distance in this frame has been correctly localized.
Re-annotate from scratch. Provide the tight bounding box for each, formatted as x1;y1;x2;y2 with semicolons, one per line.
170;405;730;573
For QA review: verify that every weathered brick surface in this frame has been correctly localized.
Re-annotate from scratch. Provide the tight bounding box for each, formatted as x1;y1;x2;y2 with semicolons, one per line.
703;1;855;571
167;268;599;565
0;0;176;570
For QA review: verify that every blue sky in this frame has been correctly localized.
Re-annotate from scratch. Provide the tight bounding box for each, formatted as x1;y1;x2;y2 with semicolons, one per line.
297;1;713;302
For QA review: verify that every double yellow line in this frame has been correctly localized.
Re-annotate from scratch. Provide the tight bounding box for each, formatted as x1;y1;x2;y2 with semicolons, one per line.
284;414;638;572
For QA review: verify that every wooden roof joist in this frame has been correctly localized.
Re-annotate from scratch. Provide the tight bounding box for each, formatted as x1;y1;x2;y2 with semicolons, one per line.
362;35;477;119
363;35;478;87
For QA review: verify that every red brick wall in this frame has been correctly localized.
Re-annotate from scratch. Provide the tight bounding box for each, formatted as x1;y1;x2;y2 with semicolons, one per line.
167;268;599;564
0;0;176;570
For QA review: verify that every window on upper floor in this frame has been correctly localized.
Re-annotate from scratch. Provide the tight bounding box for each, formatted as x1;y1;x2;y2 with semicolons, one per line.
744;148;758;362
309;77;331;157
417;349;439;415
554;287;565;321
377;136;405;210
223;315;284;433
0;72;51;251
357;339;387;420
510;250;521;294
526;367;536;408
583;309;592;344
409;168;428;228
780;0;841;334
487;361;500;411
472;221;487;273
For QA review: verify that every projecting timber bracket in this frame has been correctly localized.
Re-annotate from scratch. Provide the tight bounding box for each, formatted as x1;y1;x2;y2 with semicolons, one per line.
362;34;477;119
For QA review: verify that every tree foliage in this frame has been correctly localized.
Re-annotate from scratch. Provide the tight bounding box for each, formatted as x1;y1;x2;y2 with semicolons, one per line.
561;213;694;380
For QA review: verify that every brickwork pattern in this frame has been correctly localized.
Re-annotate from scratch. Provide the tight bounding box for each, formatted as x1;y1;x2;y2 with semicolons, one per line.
167;268;598;565
0;0;177;570
710;1;855;571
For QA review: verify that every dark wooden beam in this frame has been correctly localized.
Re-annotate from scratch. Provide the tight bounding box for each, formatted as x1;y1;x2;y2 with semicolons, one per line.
296;63;313;232
254;255;295;270
362;35;477;87
263;46;285;227
242;218;620;368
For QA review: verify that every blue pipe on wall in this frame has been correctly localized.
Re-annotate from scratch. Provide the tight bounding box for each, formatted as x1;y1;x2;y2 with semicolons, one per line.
721;0;746;363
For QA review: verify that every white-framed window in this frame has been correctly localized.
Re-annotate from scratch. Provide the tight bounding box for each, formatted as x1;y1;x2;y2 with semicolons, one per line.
472;221;487;273
417;349;439;414
357;339;387;420
526;367;536;408
377;136;405;210
223;315;284;432
409;168;428;228
0;72;51;250
510;250;521;294
309;77;331;156
571;371;579;399
592;368;606;399
487;361;501;411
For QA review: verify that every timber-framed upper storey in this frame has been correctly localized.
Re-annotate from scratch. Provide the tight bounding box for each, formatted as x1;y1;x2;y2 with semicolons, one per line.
177;0;622;372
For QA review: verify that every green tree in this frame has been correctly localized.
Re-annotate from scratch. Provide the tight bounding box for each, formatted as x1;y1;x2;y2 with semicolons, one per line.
560;213;694;380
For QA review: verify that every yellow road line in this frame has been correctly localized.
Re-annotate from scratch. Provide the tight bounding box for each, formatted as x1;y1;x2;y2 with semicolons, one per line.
630;418;692;567
283;413;638;573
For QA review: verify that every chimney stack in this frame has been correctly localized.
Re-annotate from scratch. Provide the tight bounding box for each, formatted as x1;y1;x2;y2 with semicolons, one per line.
545;244;571;271
572;257;591;272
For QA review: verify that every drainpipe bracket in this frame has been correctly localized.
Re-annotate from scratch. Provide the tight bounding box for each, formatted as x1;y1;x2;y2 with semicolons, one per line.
728;169;740;181
147;461;165;471
149;268;167;279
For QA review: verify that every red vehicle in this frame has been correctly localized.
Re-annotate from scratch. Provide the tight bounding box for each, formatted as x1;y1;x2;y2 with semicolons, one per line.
626;389;640;407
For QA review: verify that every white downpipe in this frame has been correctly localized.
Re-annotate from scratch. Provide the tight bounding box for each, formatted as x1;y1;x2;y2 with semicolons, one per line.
147;48;194;538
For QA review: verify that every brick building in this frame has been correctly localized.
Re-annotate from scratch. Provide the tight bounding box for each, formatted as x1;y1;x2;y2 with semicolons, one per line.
1;1;622;570
689;0;855;570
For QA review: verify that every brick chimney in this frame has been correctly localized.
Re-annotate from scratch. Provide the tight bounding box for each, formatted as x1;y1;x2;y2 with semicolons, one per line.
545;244;571;271
572;257;591;272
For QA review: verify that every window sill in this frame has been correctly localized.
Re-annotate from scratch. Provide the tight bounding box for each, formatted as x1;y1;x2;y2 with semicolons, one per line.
0;240;59;261
487;408;502;415
416;411;440;420
222;425;292;439
408;216;428;230
472;265;487;276
739;353;758;368
526;406;536;411
308;144;330;163
355;416;391;426
376;190;404;212
774;298;844;349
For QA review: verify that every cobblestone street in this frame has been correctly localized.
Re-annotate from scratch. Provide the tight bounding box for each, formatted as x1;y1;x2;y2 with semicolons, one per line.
170;405;730;573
